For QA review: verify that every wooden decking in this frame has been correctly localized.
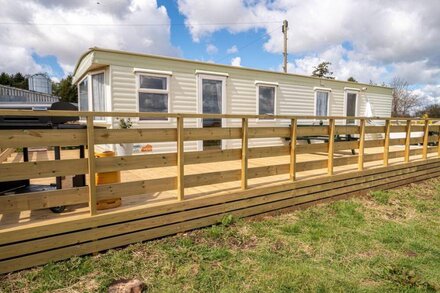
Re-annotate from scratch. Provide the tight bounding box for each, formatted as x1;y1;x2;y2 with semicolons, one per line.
0;145;423;227
0;110;440;274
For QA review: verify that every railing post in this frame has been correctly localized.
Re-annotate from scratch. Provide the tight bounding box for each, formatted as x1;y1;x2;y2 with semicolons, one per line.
177;115;185;200
404;120;412;163
289;118;297;181
438;125;440;157
241;118;248;190
358;119;366;171
422;119;430;160
86;115;97;216
328;118;335;176
383;119;391;166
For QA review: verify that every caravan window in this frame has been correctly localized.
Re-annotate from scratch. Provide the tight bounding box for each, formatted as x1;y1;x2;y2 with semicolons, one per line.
137;74;169;120
78;71;106;121
140;76;167;90
258;85;276;117
78;78;88;112
315;91;329;116
91;73;106;120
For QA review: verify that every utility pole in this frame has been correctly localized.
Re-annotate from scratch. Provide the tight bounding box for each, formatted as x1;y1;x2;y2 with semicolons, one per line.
282;19;288;73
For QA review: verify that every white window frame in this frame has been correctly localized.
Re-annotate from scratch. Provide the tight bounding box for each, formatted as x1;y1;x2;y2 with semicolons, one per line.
135;72;171;123
196;73;227;151
344;89;360;125
77;69;110;124
314;89;331;119
255;82;277;122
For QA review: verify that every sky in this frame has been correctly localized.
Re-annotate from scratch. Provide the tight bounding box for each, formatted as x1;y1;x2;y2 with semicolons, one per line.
0;0;439;105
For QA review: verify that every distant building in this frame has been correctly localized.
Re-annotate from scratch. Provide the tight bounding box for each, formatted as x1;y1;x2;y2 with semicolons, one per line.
28;73;52;94
0;84;59;109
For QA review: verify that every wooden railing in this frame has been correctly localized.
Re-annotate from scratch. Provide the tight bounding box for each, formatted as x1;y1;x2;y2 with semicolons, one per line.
0;110;439;217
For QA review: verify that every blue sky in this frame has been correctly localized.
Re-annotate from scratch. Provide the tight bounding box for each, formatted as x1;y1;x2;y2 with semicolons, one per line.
32;53;65;78
1;0;439;104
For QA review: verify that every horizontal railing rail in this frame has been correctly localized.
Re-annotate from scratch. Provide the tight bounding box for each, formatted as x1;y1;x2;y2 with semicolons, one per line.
0;110;439;216
1;109;440;121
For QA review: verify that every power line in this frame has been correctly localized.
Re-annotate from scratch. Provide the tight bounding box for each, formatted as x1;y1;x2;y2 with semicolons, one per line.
215;26;280;63
0;21;282;27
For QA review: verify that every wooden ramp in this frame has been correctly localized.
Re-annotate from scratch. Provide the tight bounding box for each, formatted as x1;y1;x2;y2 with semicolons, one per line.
0;110;439;274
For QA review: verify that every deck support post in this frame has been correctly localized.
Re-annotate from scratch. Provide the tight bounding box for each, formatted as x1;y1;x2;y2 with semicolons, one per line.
404;120;412;163
86;115;97;216
289;118;297;181
383;119;391;166
422;119;429;160
177;115;185;201
241;118;248;190
328;118;335;176
358;119;366;171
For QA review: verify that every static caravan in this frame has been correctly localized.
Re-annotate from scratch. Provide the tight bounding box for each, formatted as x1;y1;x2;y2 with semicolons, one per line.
72;47;393;154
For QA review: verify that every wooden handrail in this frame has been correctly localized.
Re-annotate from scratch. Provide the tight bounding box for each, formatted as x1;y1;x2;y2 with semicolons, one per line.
0;109;439;121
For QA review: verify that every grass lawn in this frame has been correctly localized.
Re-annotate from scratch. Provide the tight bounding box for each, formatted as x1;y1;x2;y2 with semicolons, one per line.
1;178;440;293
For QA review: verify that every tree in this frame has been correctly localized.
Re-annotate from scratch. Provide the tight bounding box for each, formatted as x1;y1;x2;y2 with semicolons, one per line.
52;75;77;103
390;77;420;117
0;72;28;89
416;104;440;118
312;62;335;79
0;72;10;85
12;73;28;89
347;76;357;82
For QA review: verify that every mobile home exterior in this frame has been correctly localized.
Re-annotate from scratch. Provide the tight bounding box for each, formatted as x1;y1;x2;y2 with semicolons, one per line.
72;47;393;153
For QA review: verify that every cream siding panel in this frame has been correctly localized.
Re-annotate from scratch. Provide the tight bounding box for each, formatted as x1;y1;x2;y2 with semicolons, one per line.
367;93;392;117
330;90;345;116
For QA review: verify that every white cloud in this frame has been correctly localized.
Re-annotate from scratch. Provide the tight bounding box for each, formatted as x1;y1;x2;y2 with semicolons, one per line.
0;0;179;77
412;85;440;106
231;56;241;66
206;43;218;55
393;60;440;85
283;45;387;84
227;45;238;54
0;45;43;74
50;76;60;83
177;0;440;98
177;0;278;42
